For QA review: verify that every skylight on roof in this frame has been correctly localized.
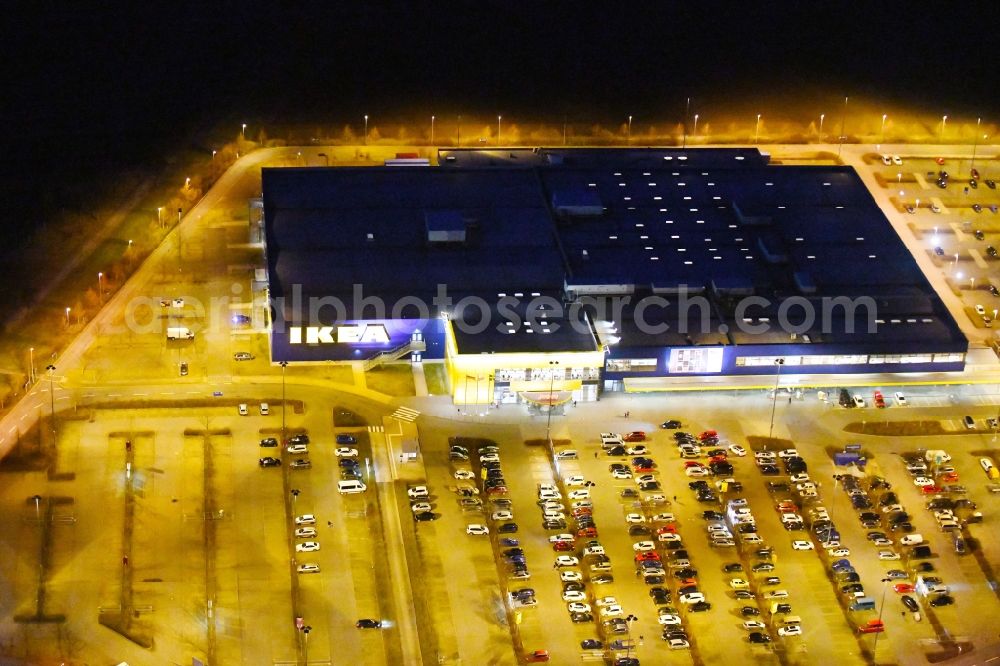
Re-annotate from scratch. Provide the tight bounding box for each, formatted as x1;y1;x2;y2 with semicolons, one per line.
683;196;692;200
609;235;618;240
635;223;645;228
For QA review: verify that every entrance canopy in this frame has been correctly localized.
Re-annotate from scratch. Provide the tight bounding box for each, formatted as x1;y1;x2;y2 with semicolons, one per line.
519;390;575;406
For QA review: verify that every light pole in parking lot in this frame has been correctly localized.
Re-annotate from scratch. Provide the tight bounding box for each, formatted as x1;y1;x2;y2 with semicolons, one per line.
46;364;56;441
624;613;638;659
627;115;632;145
97;272;104;305
497;115;502;146
819;113;825;142
430;115;435;145
940;115;947;142
302;624;311;664
768;358;785;441
754;114;761;144
970;117;982;174
545;361;560;447
364;115;369;145
692;114;699;139
879;114;887;146
280;361;288;443
872;576;892;662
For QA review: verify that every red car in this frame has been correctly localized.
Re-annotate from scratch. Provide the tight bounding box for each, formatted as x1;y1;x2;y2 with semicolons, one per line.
858;620;884;634
709;455;728;464
633;464;655;473
936;157;946;165
572;507;593;517
939;472;959;483
698;430;718;441
577;527;598;538
624;431;647;442
873;391;886;408
893;583;914;594
526;650;550;663
920;485;942;495
684;461;705;468
553;541;574;552
971;168;980;180
635;551;661;562
657;524;678;534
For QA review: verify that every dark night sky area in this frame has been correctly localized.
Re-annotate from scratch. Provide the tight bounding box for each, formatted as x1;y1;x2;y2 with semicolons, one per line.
1;2;997;246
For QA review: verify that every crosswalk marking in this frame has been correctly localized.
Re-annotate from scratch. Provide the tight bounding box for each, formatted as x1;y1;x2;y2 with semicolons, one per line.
392;406;420;422
367;425;385;433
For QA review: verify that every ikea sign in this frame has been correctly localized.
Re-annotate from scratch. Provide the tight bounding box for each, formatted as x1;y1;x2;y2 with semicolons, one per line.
289;324;391;345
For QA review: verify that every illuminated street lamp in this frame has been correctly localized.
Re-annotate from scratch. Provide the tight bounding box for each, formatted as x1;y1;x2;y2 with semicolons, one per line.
97;272;104;305
627;115;633;144
682;97;690;148
212;149;217;159
184;177;191;189
65;307;70;326
971;117;983;173
364;115;369;145
693;114;699;137
940;115;947;141
819;113;825;141
241;123;247;138
768;358;785;441
754;114;761;145
430;115;435;145
157;206;163;228
497;115;502;145
29;347;35;384
46;364;56;439
879;113;887;145
872;577;893;661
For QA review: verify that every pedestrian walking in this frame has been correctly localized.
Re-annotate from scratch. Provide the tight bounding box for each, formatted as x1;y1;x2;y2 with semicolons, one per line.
327;520;334;527
673;495;677;502
594;451;599;459
902;611;906;619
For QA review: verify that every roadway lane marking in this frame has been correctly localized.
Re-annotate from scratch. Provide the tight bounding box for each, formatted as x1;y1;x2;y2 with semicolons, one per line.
20;415;28;421
970;248;989;269
913;172;931;190
930;196;948;214
186;391;201;394
950;222;967;242
134;393;148;396
108;393;121;397
160;392;175;395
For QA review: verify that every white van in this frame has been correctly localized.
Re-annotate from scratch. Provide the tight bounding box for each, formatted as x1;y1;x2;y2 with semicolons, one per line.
337;480;367;494
166;326;194;340
900;534;924;546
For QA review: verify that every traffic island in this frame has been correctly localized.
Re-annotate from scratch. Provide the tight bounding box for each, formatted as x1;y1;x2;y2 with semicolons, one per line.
843;421;975;436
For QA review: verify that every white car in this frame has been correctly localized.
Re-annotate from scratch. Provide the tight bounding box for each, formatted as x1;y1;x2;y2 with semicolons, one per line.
454;469;474;480
635;474;657;484
297;564;321;574
296;541;320;552
976;304;987;316
679;592;705;604
743;620;766;630
259;402;269;415
583;545;605;557
600;604;623;617
562;590;587;602
538;483;559;493
650;513;676;522
571;500;593;509
853;395;866;408
658;612;682;625
892;155;903;165
881;504;903;514
567;602;591;614
894;392;907;406
729;444;747;456
408;486;430;499
981;458;997;476
595;596;618;607
538;490;561;500
612;469;633;480
730;578;750;589
568;490;590;500
668;638;690;650
560;570;582;581
466;524;489;535
554;556;580;567
479;453;500;463
411;502;433;513
491;510;513;521
778;449;799;459
549;533;575;543
565;475;587;487
644;493;668;504
658;533;682;543
632;541;656;552
685;467;711;477
880;154;892;166
238;403;249;416
789;473;810;483
556;450;578;460
626;445;648;455
295;514;316;525
878;550;900;560
294;527;317;538
600;432;623;444
778;624;802;637
912;476;935;487
828;548;851;557
287;444;308;454
334;447;358;457
791;540;814;551
764;590;789;599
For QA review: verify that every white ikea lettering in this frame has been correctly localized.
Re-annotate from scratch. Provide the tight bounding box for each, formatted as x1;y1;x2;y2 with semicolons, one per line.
289;324;390;344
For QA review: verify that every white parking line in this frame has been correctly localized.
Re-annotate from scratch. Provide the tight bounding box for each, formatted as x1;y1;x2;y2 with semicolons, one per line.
108;393;120;397
134;393;148;396
186;391;201;394
970;248;989;269
160;392;175;395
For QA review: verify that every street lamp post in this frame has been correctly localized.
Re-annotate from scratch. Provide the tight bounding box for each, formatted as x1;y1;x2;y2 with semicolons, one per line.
768;358;785;441
97;272;104;305
545;361;560;446
819;113;825;142
627;115;633;144
303;625;311;664
880;113;887;145
29;347;35;384
624;614;638;660
837;96;849;157
872;577;892;662
157;206;163;228
65;307;70;326
290;488;300;513
563;115;568;146
364;115;369;145
754;114;761;144
971;117;982;174
497;115;502;145
693;114;699;139
430;115;435;145
241;123;246;138
941;115;947;141
280;361;288;443
46;364;56;440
